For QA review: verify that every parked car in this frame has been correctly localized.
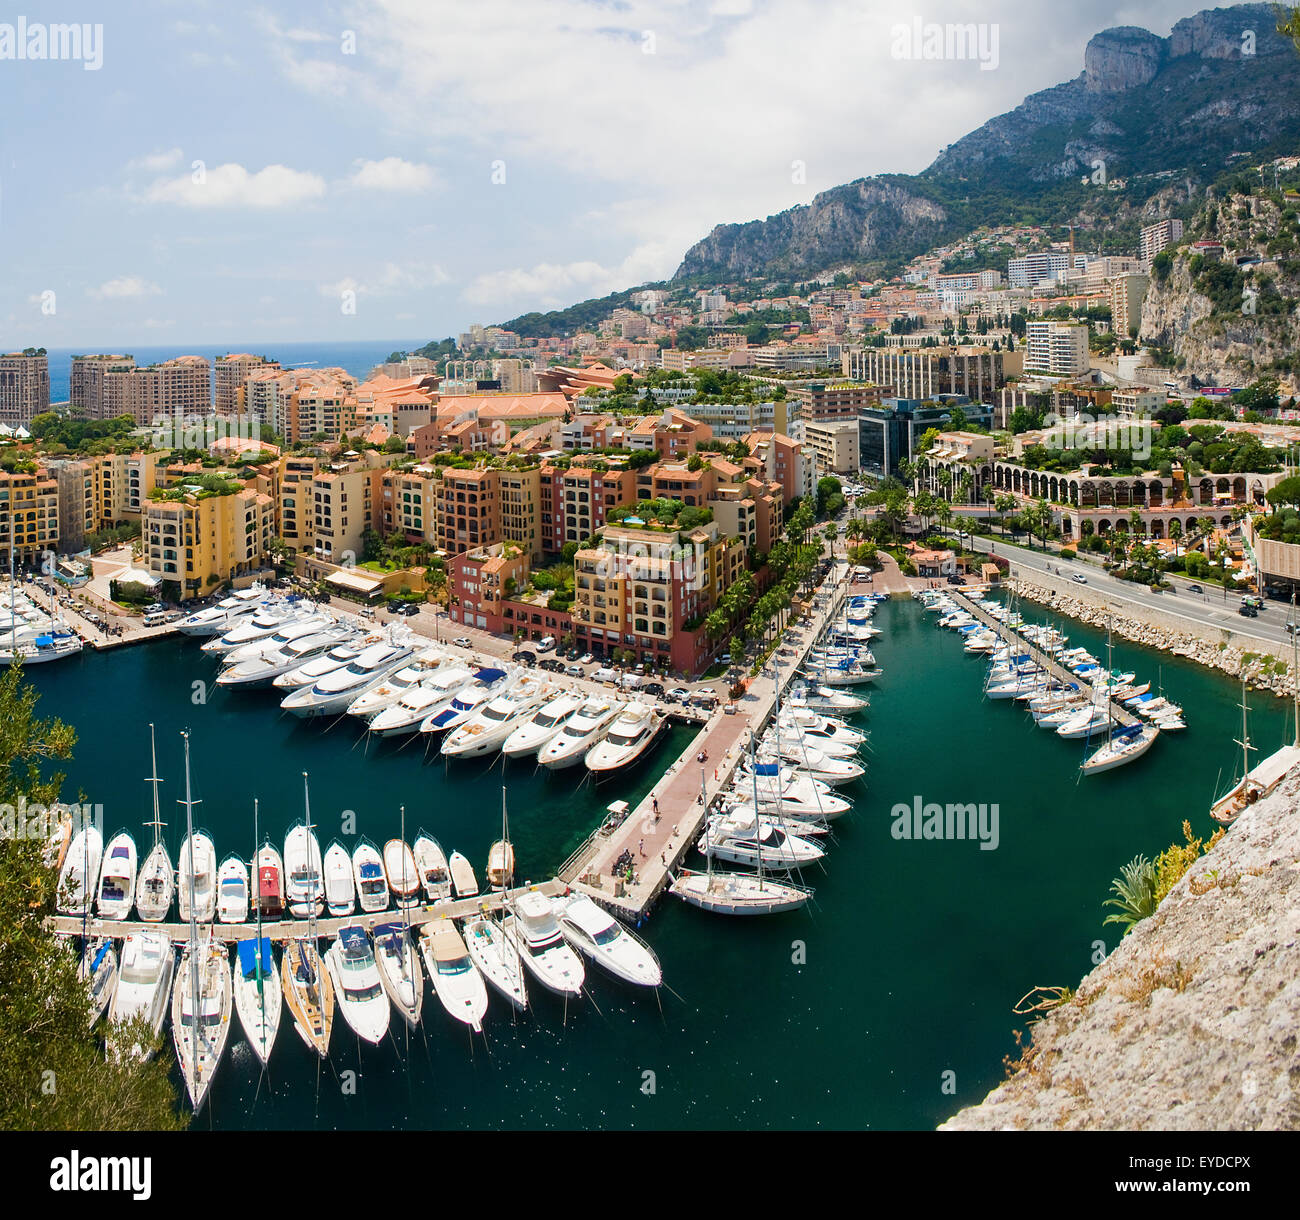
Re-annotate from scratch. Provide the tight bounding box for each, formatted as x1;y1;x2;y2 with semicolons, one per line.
578;652;593;665
540;658;565;672
396;603;420;616
452;636;471;648
512;649;537;663
666;688;689;703
566;663;584;677
642;682;664;697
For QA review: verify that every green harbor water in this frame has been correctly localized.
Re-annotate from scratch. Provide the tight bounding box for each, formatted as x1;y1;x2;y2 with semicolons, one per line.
29;596;1293;1129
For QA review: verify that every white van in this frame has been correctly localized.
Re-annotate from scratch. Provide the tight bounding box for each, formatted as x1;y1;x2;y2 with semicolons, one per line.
593;667;618;685
536;635;557;653
142;610;169;627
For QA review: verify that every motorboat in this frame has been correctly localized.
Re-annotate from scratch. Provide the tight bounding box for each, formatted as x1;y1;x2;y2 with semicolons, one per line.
326;926;390;1045
486;839;514;890
1055;704;1112;740
79;936;119;1025
701;812;825;871
283;823;324;918
441;675;552;759
777;708;865;749
753;742;863;786
584;703;665;774
171;933;233;1111
784;683;867;714
254;843;284;918
365;664;475;737
0;629;84;665
762;723;859;760
323;841;356;917
216;626;355;689
502;892;585;998
176;586;267;636
216;856;250;923
538;698;621;769
271;642;365;692
57;823;102;916
552;892;661;987
221;614;334;666
501;691;585;759
200;603;304;655
372;921;423;1029
96;831;138;921
280;639;416;717
177;831;217;923
107;930;175;1062
346;649;448;722
352;840;389;913
420;920;488;1031
419;666;513;734
449;851;478;899
383;838;420;908
412;833;452;903
281;937;333;1057
461;914;527;1011
232;937;281;1068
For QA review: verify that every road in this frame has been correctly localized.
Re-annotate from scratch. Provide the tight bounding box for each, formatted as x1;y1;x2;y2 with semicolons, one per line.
969;536;1298;648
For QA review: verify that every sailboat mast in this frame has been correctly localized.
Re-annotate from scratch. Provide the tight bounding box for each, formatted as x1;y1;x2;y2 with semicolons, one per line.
749;730;764;892
181;730;203;1063
302;772;315;942
147;722;163;850
400;804;409;935
1292;589;1298;748
253;797;264;997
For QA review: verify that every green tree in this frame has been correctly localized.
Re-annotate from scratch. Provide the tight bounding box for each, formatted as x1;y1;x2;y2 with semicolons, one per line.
1102;855;1158;936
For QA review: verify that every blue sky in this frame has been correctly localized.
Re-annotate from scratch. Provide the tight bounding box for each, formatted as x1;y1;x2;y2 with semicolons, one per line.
1;0;1208;347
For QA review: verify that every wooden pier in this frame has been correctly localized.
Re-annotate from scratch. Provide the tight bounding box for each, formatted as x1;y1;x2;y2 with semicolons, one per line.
48;878;564;943
947;590;1140;728
559;567;856;920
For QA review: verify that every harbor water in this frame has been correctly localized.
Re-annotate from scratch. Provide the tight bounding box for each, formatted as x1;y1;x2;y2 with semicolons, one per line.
31;596;1291;1128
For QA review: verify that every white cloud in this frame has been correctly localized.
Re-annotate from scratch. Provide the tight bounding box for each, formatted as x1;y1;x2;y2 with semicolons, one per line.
345;157;440;193
464;243;673;310
319;261;450;299
128;148;183;173
89;276;162;300
142;318;175;329
144;163;327;209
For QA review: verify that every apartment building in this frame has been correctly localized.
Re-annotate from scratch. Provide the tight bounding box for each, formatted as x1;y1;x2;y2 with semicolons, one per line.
803;417;862;476
214;353;279;414
1007;251;1074;288
0;351;51;428
436;466;500;555
44;460;96;553
743;429;815;506
0;468;60;566
1108;273;1150;339
499;465;544;561
546;461;637;551
1110;387;1166;415
380;466;439;547
309;462;380;564
143;485;274;600
786;381;883;420
1024;322;1090;378
275;454;320;553
1140;219;1185;270
286;379;356;444
88;450;161;530
76;356;212;426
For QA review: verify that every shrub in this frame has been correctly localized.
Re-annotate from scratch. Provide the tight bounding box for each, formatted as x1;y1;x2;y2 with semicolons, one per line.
1059;548;1076;561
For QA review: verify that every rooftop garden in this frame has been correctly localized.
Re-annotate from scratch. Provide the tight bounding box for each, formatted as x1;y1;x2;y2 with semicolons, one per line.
149;473;243;501
607;498;713;531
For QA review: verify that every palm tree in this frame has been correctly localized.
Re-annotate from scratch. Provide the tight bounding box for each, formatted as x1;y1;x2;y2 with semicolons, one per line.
982;484;997;529
1168;518;1183;558
1129;508;1143;538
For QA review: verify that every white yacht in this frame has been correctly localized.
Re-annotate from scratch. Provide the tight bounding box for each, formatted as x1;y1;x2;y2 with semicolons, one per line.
754;743;864;786
538;698;622;770
272;642;365;692
96;831;138;921
200;603;304;656
449;851;478;900
254;843;285;918
730;765;852;820
326;926;390;1045
762;724;859;760
323;841;356;917
171;933;233;1111
221;614;334;666
365;664;475;737
280;639;416;717
584;703;665;774
785;683;868;714
552;893;662;987
502;892;585;998
216;626;355;689
352;840;389;914
232;937;281;1069
57;823;102;916
216;856;250;924
372;922;423;1029
441;675;551;759
419;666;514;735
346;649;448;722
501;691;584;760
461;914;527;1011
0;628;84;666
778;709;865;749
107;931;175;1062
177;831;217;923
176;586;267;636
420;920;489;1031
412;833;452;903
79;936;119;1025
283;823;324;918
701;812;825;871
384;838;420;908
1055;703;1112;740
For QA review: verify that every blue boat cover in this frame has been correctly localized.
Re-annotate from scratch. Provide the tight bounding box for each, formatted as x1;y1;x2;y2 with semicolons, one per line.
359;861;384;879
427;708;458;728
35;634;53;647
474;667;506;683
237;937;274;978
90;941;110;972
340;926;368;957
754;762;780;777
371;922;402;938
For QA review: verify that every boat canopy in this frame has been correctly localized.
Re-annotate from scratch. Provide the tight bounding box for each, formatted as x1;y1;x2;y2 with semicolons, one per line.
358;861;384;879
258;866;279;898
237;937;274;978
89;941;111;973
474;667;506;683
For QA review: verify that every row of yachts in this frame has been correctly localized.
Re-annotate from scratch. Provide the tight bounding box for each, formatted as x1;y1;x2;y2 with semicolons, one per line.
182;589;670;774
917;588;1184;774
798;595;887;686
1;580;85;665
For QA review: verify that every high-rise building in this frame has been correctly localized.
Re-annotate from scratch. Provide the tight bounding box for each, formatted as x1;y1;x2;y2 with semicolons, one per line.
1140;219;1185;270
1007;251;1073;288
1024;322;1090;378
73;355;211;425
1109;273;1150;340
143;485;274;600
214;353;279;414
0;351;51;428
0;468;60;566
436;467;500;555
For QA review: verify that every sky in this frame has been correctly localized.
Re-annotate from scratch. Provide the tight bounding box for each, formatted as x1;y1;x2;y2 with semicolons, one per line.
1;0;1219;348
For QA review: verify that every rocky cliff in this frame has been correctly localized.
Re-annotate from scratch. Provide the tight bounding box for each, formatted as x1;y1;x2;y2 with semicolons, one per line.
675;4;1300;281
940;766;1300;1130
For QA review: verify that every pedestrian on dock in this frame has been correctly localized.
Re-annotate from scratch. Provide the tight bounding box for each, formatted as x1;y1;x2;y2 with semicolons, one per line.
652;795;660;821
638;838;645;858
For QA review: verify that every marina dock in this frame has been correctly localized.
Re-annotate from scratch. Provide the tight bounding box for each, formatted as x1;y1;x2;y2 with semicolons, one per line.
559;569;855;919
947;589;1141;728
49;879;564;943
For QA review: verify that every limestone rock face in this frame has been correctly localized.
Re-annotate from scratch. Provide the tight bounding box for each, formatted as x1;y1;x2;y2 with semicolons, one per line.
1084;27;1164;92
941;768;1300;1131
